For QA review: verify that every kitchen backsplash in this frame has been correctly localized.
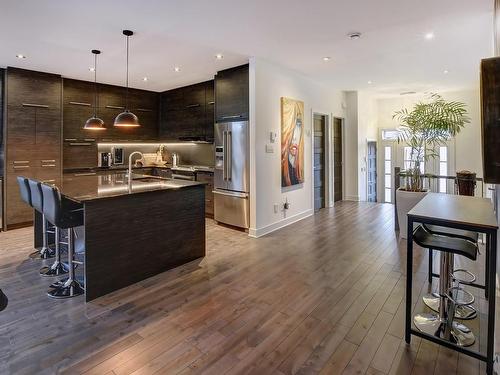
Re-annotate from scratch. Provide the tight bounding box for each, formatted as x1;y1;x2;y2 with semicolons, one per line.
97;143;215;167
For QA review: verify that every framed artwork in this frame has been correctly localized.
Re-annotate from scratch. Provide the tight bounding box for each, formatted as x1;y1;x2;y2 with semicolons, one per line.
281;97;305;187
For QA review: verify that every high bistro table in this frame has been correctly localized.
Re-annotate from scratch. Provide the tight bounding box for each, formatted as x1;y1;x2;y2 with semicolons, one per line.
405;193;498;374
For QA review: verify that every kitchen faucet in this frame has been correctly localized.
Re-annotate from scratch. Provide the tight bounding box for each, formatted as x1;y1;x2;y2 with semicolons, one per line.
128;151;143;192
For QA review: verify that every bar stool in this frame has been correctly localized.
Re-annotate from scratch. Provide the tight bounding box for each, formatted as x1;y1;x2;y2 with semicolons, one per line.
424;224;479;319
40;183;85;299
412;225;478;347
27;179;55;259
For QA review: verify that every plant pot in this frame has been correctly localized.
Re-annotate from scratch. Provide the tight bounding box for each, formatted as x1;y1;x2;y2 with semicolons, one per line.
396;188;428;239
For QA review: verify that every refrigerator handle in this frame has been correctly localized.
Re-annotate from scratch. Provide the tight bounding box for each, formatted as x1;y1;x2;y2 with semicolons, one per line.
222;130;227;181
227;131;232;181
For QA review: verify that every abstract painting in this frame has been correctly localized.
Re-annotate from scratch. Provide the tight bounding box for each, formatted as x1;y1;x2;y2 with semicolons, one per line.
281;97;304;187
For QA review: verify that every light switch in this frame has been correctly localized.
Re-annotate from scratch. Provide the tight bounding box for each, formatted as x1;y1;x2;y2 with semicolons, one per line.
270;131;277;143
265;144;274;153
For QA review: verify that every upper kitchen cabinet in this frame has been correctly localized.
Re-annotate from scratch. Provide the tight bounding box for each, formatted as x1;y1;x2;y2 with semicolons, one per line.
205;80;215;142
215;64;249;122
160;80;214;142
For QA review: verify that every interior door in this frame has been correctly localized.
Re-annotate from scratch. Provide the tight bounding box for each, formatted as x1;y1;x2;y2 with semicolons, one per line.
226;121;249;193
367;141;377;202
313;115;326;211
333;118;343;202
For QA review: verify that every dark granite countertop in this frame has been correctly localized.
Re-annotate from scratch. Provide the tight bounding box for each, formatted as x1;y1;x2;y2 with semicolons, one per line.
64;164;214;174
59;172;205;202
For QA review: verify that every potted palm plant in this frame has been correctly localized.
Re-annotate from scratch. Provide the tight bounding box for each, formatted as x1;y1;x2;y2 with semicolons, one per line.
394;93;469;238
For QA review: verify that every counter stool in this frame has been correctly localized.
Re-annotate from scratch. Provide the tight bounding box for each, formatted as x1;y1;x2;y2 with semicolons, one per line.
412;225;478;347
27;179;55;259
40;183;85;299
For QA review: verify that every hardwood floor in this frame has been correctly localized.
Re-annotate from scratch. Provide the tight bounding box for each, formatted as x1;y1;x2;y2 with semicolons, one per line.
0;201;492;374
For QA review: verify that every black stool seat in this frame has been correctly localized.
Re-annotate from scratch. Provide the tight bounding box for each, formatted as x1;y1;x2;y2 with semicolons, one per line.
414;225;478;261
41;184;83;229
423;224;478;243
17;177;32;206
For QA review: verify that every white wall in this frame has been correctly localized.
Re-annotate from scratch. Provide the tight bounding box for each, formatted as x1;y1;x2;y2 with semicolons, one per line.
344;92;359;201
376;88;482;177
249;57;346;237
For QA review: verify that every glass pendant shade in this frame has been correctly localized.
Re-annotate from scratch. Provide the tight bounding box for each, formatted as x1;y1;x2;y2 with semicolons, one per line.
84;116;106;130
114;30;140;127
84;49;106;130
114;110;140;127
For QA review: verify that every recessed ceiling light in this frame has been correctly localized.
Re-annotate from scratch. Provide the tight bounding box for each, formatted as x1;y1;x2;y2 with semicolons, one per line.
143;77;148;81
425;32;435;40
16;54;26;59
347;32;362;40
215;54;223;60
322;56;331;62
367;80;373;84
443;69;449;74
89;67;95;72
174;66;181;72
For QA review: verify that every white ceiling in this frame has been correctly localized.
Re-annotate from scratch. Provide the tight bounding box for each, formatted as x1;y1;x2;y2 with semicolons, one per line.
0;0;493;94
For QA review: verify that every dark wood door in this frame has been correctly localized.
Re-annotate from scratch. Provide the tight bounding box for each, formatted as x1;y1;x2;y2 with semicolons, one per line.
333;118;343;202
314;114;326;211
367;141;377;202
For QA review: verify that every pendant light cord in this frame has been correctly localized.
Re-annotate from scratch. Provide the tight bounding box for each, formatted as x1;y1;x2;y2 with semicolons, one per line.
94;53;98;117
125;34;129;110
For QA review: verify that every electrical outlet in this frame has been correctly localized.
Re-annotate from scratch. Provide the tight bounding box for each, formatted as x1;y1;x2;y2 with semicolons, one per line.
265;144;274;153
273;203;279;213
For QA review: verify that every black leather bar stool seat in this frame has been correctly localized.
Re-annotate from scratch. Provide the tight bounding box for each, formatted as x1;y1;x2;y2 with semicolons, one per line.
414;225;478;260
27;179;55;259
423;224;479;243
41;183;85;299
413;225;478;347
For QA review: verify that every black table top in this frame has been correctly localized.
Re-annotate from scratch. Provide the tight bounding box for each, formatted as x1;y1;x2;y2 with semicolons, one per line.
408;193;498;230
58;172;205;202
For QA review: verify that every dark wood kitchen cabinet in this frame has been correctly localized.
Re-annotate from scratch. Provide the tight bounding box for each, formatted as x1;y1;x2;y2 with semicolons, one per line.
4;68;62;228
62;78;159;144
215;64;249;122
196;171;214;216
481;57;500;184
160;80;214;142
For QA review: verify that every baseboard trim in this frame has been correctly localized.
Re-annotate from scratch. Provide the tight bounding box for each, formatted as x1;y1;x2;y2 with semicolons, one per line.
345;195;360;201
248;209;313;238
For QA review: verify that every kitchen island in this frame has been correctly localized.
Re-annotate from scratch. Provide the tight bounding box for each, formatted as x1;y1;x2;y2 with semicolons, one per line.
34;172;206;302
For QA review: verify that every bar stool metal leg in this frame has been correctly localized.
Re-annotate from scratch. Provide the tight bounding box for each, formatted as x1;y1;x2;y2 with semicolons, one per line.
47;229;84;299
414;252;475;347
39;226;69;277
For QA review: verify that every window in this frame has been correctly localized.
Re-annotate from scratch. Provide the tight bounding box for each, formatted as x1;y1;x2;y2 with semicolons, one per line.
439;146;448;193
381;129;399;141
384;146;392;203
404;146;424;174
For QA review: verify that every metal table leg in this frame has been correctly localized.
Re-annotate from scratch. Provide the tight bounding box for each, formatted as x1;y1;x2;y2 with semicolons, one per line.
486;231;497;375
405;217;414;344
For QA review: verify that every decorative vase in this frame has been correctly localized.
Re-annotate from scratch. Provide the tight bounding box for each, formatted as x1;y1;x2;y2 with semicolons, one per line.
396;188;428;239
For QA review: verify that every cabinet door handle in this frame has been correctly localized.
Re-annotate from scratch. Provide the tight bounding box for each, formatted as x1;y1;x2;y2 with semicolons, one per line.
69;142;93;146
221;115;242;119
13;160;30;164
74;172;96;176
22;103;49;108
208;101;215;105
42;179;56;183
41;159;56;163
13;165;30;169
136;108;153;112
186;104;201;108
41;164;56;167
83;139;96;142
64;138;78;142
105;105;125;110
69;101;91;107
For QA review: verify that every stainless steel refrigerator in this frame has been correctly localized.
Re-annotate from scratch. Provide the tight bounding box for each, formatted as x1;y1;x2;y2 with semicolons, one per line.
214;121;249;228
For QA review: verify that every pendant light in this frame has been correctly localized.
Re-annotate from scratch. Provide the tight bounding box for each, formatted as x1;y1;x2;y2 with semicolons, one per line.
114;29;140;127
84;49;106;130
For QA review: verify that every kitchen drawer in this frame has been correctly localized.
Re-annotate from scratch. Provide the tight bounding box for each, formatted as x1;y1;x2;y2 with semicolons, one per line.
196;171;214;183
